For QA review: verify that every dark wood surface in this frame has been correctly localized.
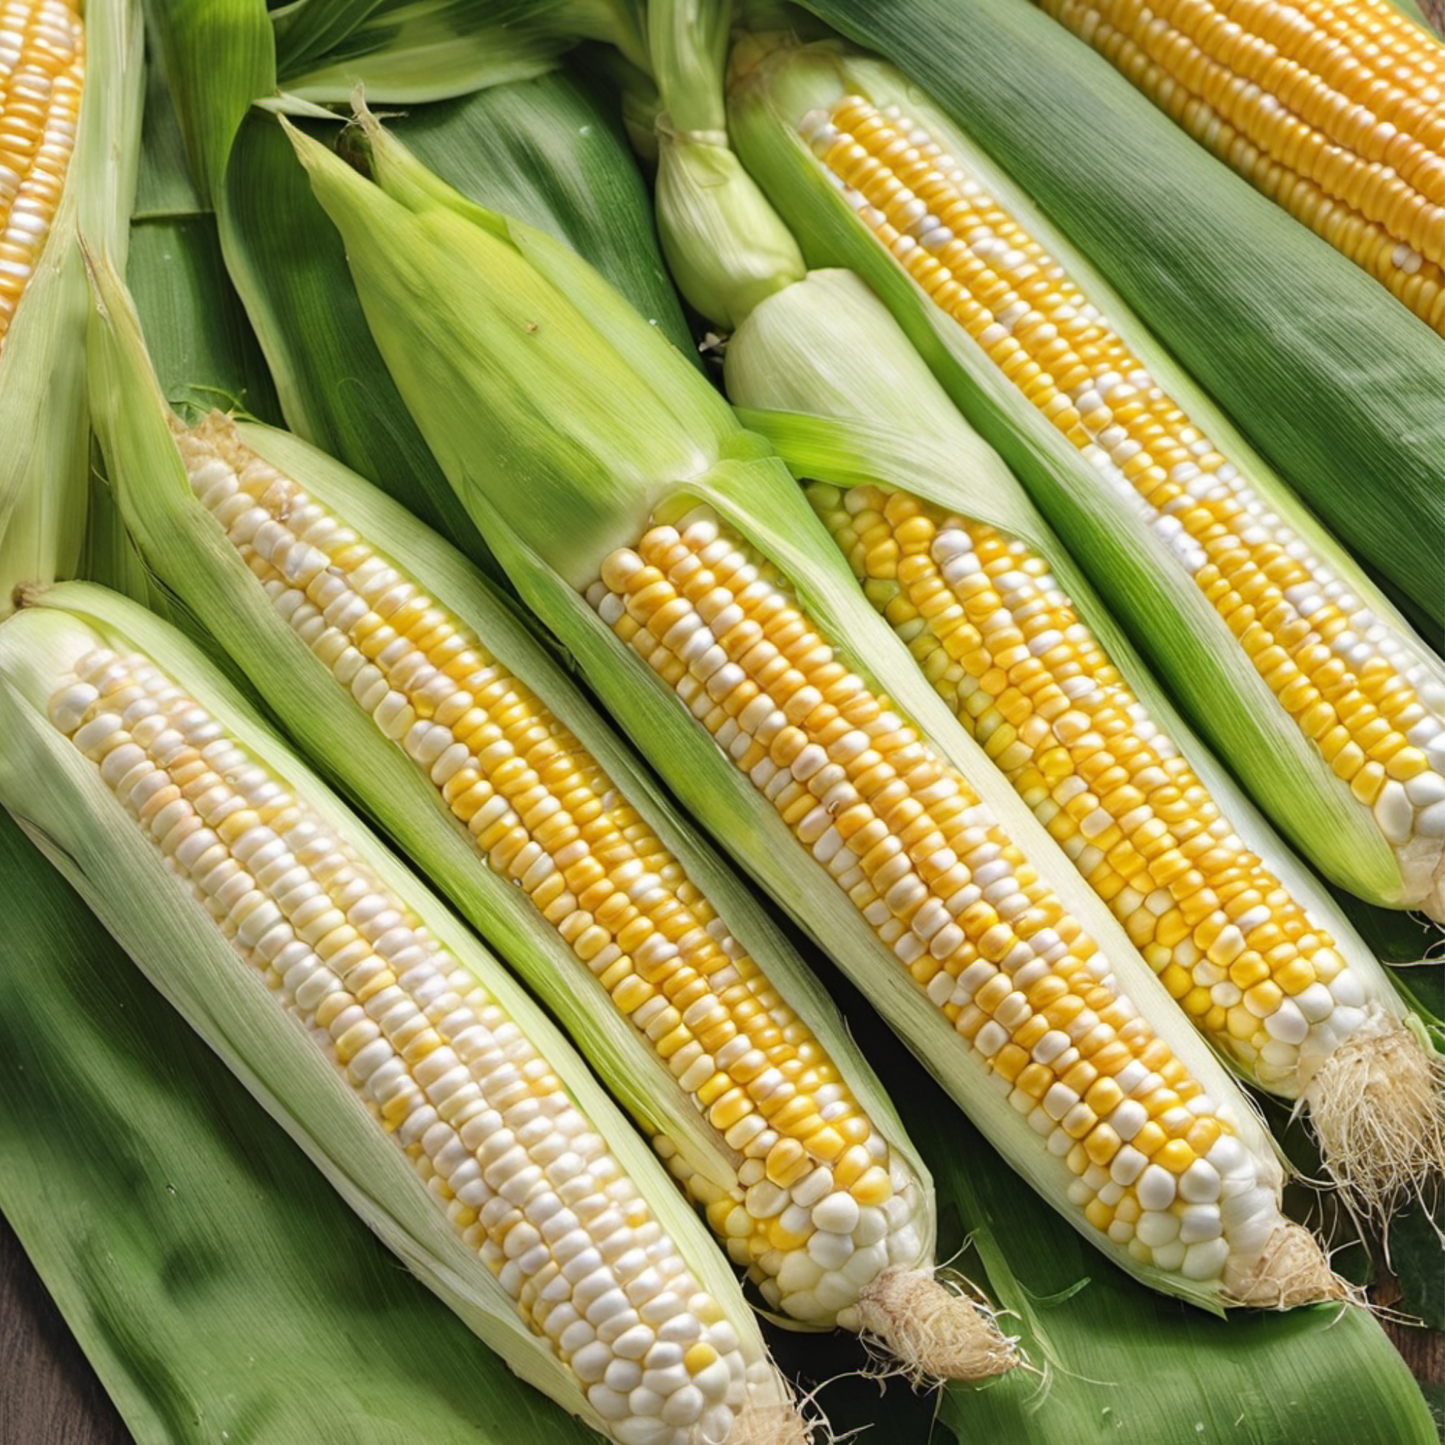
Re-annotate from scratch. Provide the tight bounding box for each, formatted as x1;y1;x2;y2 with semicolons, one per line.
3;1207;1441;1443
1;1215;130;1445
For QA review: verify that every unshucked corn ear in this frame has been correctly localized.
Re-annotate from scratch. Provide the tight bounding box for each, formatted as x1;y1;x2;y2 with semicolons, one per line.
84;251;1014;1385
288;111;1342;1313
724;266;1445;1223
1035;0;1445;334
778;0;1444;634
0;0;141;612
0;582;811;1445
728;37;1445;923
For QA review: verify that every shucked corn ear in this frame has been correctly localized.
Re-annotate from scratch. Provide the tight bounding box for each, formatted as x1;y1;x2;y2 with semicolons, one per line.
0;582;811;1445
723;266;1444;1221
633;0;1441;1223
286;110;1341;1313
784;0;1443;632
1034;0;1445;334
84;251;1015;1385
0;0;140;611
728;37;1445;922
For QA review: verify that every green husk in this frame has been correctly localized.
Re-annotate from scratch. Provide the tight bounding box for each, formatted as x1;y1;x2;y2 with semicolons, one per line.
0;806;603;1445
727;37;1445;914
272;0;650;96
143;0;693;569
783;0;1445;628
129;45;282;427
291;113;1320;1312
84;248;934;1321
0;583;784;1439
646;0;806;327
0;0;143;615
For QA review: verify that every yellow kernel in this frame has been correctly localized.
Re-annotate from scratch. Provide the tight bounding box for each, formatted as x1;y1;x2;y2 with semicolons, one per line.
1156;1139;1195;1175
1085;1123;1122;1166
853;1166;894;1206
1244;981;1283;1018
685;1343;719;1375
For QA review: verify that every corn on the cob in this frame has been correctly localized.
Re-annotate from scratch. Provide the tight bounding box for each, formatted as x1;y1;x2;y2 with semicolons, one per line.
84;255;1014;1383
0;804;615;1445
640;0;1439;1220
0;0;139;613
727;38;1445;924
1035;0;1445;333
0;582;811;1445
0;0;83;351
722;265;1443;1221
285;111;1340;1312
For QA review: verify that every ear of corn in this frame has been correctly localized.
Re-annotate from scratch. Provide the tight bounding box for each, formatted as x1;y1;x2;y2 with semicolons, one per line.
83;248;1020;1383
0;802;608;1445
780;0;1445;628
722;264;1444;1220
288;114;1343;1313
727;38;1445;923
0;0;142;615
0;580;811;1445
1034;0;1445;334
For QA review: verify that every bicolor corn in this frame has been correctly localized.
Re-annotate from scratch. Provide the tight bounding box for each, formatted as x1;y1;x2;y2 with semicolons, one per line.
0;588;812;1445
1037;0;1445;332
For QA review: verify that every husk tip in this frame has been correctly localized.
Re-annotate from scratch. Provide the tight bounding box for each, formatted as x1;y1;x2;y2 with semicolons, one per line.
855;1265;1019;1384
1306;1022;1445;1227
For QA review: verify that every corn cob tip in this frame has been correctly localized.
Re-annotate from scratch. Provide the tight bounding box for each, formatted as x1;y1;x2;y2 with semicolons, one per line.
855;1266;1018;1383
728;1392;814;1445
1223;1223;1344;1310
1306;1024;1445;1226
